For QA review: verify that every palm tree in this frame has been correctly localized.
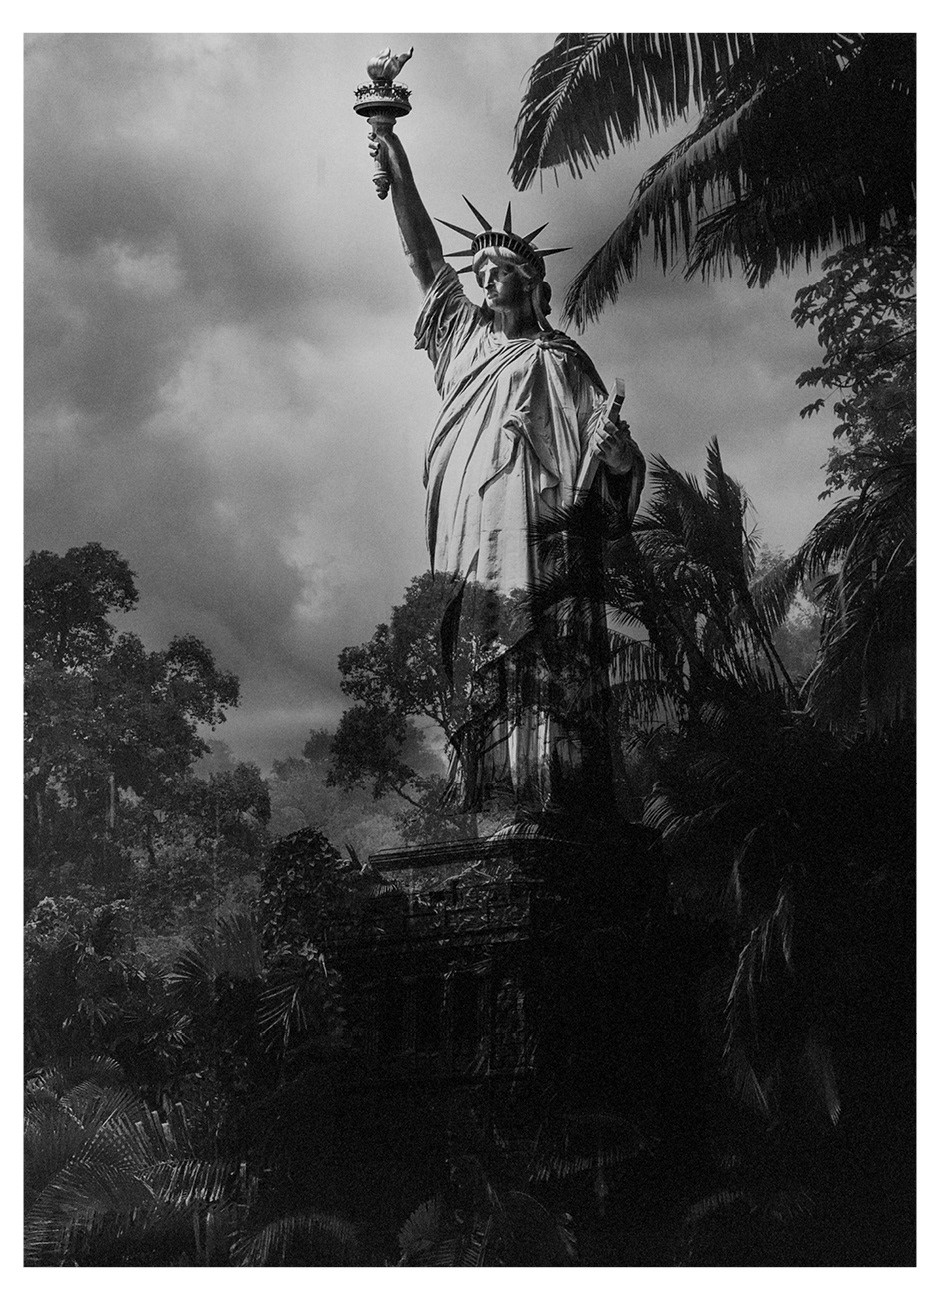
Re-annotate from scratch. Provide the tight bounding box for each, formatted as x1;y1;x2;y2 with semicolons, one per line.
510;33;915;324
24;1058;242;1265
397;1192;574;1266
24;1058;362;1265
531;437;795;732
753;435;914;735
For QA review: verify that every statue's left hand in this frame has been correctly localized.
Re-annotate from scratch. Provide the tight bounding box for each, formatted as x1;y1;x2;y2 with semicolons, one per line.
593;418;638;474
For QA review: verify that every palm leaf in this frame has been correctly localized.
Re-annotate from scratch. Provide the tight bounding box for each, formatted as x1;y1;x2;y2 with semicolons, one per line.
234;1210;360;1266
166;910;263;991
24;1069;247;1267
25;1157;154;1253
516;33;914;322
532;1111;647;1187
147;1158;237;1209
457;1214;492;1267
720;891;799;1120
561;86;766;321
749;554;806;633
803;1036;842;1126
26;1055;125;1100
511;33;827;188
608;637;682;728
397;1197;466;1266
782;443;915;732
685;1188;747;1226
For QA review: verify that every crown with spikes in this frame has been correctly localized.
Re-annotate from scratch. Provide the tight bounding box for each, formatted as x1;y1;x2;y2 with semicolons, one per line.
436;198;570;280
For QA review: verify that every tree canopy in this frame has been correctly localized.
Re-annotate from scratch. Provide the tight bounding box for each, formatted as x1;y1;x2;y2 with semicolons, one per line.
793;226;915;496
24;543;247;913
25;542;138;669
329;572;502;839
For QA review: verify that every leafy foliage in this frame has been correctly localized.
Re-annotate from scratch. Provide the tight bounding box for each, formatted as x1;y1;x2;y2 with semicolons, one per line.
330;571;504;836
754;440;914;735
510;33;915;322
233;1210;362;1266
258;827;350;952
23;544;264;937
255;829;384;1066
25;542;138;669
752;548;823;684
533;439;793;736
397;1192;574;1267
25;1060;363;1266
24;1063;241;1265
130;762;271;935
395;1105;578;1266
793;226;915;495
24;896;148;1068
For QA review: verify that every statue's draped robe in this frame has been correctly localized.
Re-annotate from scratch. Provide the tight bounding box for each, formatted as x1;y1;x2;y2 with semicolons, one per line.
415;265;643;807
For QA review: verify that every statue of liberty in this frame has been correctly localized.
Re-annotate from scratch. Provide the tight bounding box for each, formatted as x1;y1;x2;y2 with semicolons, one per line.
365;103;645;816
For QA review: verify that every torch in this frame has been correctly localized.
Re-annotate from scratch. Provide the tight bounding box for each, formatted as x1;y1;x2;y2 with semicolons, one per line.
353;46;414;199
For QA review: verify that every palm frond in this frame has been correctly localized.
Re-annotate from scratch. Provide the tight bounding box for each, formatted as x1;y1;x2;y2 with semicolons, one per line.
23;1063;271;1267
458;1214;493;1267
540;33;913;322
147;1158;238;1209
26;1153;152;1218
685;1188;747;1226
26;1055;125;1100
397;1197;455;1265
511;33;838;189
531;1111;646;1190
749;554;806;632
608;636;682;728
562;83;768;321
788;443;915;732
721;891;799;1119
257;963;315;1047
234;1210;360;1266
165;910;263;991
802;1036;842;1126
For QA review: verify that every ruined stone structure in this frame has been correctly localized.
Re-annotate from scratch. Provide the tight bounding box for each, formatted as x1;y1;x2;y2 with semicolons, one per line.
328;829;664;1117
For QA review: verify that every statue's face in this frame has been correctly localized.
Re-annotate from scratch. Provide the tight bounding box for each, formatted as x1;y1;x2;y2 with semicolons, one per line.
475;254;530;311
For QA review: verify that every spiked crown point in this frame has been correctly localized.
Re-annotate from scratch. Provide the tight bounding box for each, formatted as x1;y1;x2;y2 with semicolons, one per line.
434;199;569;280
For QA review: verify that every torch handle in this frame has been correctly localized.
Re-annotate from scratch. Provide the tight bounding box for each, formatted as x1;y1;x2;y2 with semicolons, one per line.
368;115;396;200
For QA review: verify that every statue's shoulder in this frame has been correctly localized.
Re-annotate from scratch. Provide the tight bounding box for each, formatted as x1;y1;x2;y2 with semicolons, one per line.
537;327;579;350
536;330;606;393
417;265;484;355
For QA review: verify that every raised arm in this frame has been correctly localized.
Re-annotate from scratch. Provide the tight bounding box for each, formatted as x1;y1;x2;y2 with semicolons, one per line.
369;125;445;294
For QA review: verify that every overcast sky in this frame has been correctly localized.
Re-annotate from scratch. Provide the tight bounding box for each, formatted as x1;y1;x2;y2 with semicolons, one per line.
25;31;841;771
